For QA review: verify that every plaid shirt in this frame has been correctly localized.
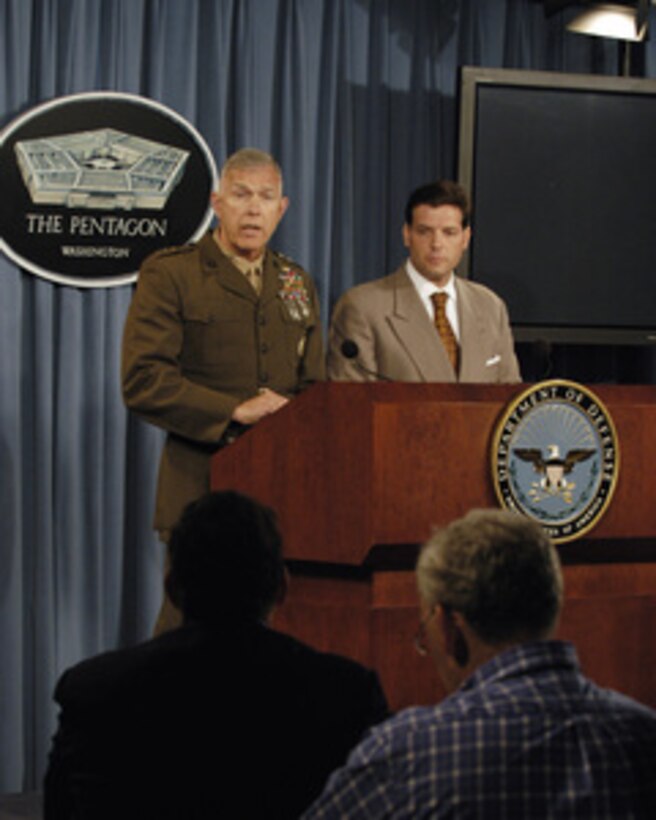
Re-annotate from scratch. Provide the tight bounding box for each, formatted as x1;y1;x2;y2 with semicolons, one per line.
303;641;656;819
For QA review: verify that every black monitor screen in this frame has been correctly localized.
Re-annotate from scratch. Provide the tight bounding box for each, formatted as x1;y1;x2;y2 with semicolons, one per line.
458;67;656;345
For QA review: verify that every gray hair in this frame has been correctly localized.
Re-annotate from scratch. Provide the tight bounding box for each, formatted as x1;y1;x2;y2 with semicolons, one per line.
219;148;283;189
417;509;563;645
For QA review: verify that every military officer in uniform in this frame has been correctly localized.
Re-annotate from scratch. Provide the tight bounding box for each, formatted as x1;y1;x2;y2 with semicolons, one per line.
122;148;324;629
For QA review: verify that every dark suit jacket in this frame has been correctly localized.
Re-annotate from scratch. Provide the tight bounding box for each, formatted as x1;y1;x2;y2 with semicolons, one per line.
44;621;388;820
122;232;325;534
327;266;520;383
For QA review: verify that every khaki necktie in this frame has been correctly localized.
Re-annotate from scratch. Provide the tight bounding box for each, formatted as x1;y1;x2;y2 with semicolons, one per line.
431;291;459;374
244;266;262;296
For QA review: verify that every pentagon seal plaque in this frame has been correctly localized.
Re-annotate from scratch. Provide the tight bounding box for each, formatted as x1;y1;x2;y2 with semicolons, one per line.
492;380;619;543
0;92;217;288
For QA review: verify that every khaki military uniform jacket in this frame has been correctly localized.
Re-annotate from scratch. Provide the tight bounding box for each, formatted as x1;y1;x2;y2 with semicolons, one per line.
327;266;520;384
122;232;324;533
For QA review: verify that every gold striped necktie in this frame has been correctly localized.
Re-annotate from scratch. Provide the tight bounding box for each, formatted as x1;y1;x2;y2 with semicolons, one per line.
431;291;459;374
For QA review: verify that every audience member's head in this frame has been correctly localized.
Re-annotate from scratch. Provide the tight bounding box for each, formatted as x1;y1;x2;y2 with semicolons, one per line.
166;490;286;624
416;509;563;691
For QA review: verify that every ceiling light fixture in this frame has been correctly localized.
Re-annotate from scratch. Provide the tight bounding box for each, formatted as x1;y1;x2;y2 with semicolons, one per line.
566;2;649;42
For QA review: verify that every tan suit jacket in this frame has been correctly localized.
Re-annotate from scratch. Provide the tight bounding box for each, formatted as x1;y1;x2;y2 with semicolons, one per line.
327;266;520;383
122;232;324;533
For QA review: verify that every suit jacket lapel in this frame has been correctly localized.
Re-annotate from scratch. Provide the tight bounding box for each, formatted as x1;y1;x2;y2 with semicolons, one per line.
387;266;455;381
260;250;281;306
456;276;483;380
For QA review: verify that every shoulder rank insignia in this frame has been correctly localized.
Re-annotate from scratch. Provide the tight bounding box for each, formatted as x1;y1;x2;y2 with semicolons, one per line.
153;243;196;259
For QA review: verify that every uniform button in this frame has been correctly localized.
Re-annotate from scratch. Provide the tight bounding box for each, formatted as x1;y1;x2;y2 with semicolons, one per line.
260;342;269;353
259;372;269;383
258;314;267;326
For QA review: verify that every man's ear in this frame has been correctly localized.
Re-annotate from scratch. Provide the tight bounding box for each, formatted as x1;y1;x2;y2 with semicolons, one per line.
276;567;289;607
263;567;289;624
210;190;221;220
438;605;470;668
165;571;183;611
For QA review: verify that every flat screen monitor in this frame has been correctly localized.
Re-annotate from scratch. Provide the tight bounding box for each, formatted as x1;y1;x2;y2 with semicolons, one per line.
458;66;656;345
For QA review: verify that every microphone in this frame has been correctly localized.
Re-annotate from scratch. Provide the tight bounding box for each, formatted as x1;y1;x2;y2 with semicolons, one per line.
340;339;360;360
339;339;393;382
532;338;553;381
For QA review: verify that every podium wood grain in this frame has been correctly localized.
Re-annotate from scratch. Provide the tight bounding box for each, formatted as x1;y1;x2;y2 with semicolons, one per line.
212;383;656;710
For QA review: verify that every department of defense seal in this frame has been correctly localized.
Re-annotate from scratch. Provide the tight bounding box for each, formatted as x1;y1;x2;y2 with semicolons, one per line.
491;380;619;543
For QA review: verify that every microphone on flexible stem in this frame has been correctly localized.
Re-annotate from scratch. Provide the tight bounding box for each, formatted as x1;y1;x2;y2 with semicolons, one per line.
340;339;360;360
340;339;393;382
533;338;553;381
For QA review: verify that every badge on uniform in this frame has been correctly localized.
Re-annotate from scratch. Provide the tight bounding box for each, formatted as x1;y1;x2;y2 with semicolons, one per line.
278;266;311;322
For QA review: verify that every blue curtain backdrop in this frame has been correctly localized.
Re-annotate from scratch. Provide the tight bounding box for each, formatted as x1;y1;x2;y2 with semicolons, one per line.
1;0;655;793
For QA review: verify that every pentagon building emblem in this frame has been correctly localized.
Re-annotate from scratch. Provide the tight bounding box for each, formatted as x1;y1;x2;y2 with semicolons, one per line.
492;380;619;543
0;92;217;288
14;128;190;210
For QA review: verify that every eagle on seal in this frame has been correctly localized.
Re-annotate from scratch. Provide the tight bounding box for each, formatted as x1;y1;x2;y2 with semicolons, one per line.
514;444;595;492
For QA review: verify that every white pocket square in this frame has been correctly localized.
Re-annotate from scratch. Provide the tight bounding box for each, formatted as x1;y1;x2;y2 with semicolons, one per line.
485;355;501;366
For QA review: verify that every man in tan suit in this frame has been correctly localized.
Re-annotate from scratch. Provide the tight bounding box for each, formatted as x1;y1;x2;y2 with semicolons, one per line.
327;180;520;383
122;148;324;628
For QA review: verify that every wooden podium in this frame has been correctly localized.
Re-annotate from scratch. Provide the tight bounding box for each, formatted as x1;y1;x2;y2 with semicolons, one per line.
212;382;656;710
